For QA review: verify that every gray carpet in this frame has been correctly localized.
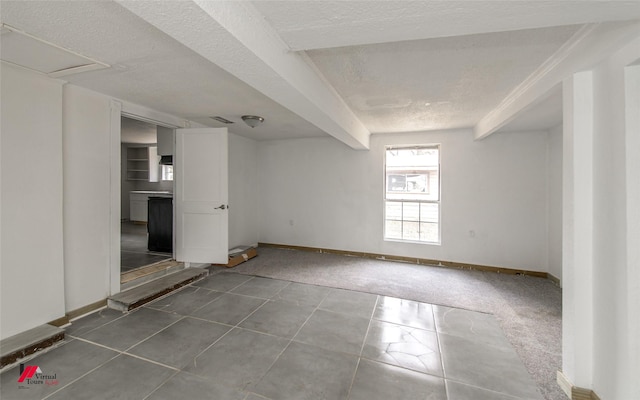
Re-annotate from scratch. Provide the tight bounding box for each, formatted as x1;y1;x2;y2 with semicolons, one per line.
221;247;565;400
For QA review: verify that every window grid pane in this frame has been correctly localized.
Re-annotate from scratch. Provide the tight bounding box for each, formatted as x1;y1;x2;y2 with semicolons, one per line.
385;200;439;242
402;202;420;221
162;165;174;181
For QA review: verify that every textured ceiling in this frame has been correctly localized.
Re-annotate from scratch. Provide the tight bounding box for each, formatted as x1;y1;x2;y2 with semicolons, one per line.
0;1;328;141
254;0;640;50
307;26;579;133
1;1;639;144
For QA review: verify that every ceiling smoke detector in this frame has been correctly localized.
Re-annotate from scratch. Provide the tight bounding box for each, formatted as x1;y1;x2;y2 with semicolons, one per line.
241;115;264;128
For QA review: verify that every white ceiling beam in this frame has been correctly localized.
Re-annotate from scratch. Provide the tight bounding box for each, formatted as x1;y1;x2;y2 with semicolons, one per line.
474;21;640;140
116;0;370;150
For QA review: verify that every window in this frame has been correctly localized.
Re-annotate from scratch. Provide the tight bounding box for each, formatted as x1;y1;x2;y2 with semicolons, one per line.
384;145;440;243
161;164;174;181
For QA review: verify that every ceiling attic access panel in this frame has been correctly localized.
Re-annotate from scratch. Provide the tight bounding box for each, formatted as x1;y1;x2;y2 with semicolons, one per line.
0;24;108;78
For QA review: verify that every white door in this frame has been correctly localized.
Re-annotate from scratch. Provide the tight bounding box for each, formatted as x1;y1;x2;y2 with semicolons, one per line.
175;128;228;264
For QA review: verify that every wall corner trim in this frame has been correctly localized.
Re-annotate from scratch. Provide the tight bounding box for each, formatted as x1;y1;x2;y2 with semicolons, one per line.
557;370;574;398
557;370;601;400
547;273;561;287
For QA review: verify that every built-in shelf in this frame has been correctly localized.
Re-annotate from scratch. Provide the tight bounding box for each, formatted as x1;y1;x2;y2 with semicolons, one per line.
126;146;159;182
126;147;148;181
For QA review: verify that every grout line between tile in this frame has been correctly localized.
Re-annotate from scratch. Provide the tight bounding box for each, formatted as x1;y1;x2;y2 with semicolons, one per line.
145;286;225;316
189;328;234;371
247;286;332;394
196;272;255;293
346;294;381;399
140;370;181;400
122;351;180;371
188;294;270;370
432;302;449;399
67;310;129;338
41;351;121;400
57;327;182;399
121;316;186;353
443;377;535;400
70;336;127;353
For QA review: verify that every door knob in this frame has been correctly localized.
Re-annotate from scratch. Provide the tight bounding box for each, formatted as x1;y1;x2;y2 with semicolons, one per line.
215;204;227;210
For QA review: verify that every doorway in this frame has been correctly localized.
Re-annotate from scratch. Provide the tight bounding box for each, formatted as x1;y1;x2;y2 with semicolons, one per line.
120;116;174;280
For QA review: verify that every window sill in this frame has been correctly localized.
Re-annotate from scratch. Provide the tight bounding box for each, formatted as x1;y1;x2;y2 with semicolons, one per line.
384;238;441;246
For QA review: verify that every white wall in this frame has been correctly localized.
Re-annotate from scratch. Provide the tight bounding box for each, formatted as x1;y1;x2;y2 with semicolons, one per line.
0;69;261;338
63;85;114;312
258;129;550;272
0;63;66;339
547;124;563;283
228;133;259;249
562;34;640;399
562;71;595;390
591;38;639;399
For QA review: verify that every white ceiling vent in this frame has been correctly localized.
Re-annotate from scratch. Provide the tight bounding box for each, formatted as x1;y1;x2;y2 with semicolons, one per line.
210;116;235;124
0;24;109;78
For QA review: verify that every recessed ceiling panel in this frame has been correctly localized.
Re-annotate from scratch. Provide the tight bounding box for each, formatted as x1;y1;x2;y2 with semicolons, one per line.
254;0;640;50
307;25;580;133
0;24;108;77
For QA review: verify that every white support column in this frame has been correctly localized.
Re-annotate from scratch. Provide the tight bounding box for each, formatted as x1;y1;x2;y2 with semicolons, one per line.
562;71;595;389
624;63;640;400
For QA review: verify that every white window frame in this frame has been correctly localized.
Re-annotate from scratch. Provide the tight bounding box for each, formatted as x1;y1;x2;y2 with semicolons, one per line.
384;144;441;244
161;164;174;181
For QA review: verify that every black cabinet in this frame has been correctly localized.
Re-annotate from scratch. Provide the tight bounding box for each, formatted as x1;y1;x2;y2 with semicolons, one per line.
148;197;173;253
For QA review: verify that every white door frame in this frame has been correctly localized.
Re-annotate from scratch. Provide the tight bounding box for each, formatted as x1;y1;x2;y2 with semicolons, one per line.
108;100;194;296
108;100;122;297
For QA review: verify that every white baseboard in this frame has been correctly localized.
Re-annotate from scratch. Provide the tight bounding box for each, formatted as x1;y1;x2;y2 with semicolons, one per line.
557;371;601;400
557;370;573;398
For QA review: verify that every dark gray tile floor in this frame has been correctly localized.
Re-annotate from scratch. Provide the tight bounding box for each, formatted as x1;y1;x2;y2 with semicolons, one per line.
121;221;171;272
0;271;543;400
